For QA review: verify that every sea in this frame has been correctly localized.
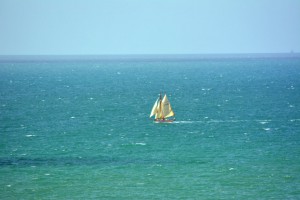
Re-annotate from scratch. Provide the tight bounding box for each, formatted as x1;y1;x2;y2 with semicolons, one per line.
0;54;299;199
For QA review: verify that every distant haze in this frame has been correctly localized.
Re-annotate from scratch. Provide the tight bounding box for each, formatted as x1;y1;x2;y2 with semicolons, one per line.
1;0;300;55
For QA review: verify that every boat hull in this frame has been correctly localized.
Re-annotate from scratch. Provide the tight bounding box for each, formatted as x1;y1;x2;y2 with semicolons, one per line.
154;119;175;123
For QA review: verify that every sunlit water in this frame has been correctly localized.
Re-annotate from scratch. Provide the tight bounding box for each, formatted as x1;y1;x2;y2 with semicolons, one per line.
0;56;300;199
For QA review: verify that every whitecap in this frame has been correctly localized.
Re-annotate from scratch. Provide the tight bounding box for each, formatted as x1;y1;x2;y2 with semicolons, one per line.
135;142;146;146
263;128;271;131
259;121;268;125
257;119;272;124
25;134;36;137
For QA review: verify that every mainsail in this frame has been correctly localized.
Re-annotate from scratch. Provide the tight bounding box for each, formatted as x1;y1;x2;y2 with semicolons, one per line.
161;94;174;118
149;93;175;121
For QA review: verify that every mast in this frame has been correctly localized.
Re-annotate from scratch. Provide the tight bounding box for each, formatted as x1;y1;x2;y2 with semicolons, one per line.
159;93;163;119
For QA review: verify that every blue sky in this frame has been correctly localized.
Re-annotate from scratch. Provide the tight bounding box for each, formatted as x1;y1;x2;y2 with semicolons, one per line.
1;0;300;55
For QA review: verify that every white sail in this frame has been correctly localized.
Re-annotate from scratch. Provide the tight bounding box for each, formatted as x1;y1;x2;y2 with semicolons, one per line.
150;98;159;117
155;99;162;119
161;94;175;118
150;93;175;121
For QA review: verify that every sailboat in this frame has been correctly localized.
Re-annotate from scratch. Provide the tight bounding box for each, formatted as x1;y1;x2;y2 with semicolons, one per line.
150;93;175;123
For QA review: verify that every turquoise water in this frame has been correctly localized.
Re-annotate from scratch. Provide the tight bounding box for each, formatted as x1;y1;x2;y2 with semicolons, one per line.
1;56;300;199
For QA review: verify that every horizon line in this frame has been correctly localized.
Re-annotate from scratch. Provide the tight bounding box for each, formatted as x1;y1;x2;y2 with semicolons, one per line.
0;52;299;56
0;53;299;61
